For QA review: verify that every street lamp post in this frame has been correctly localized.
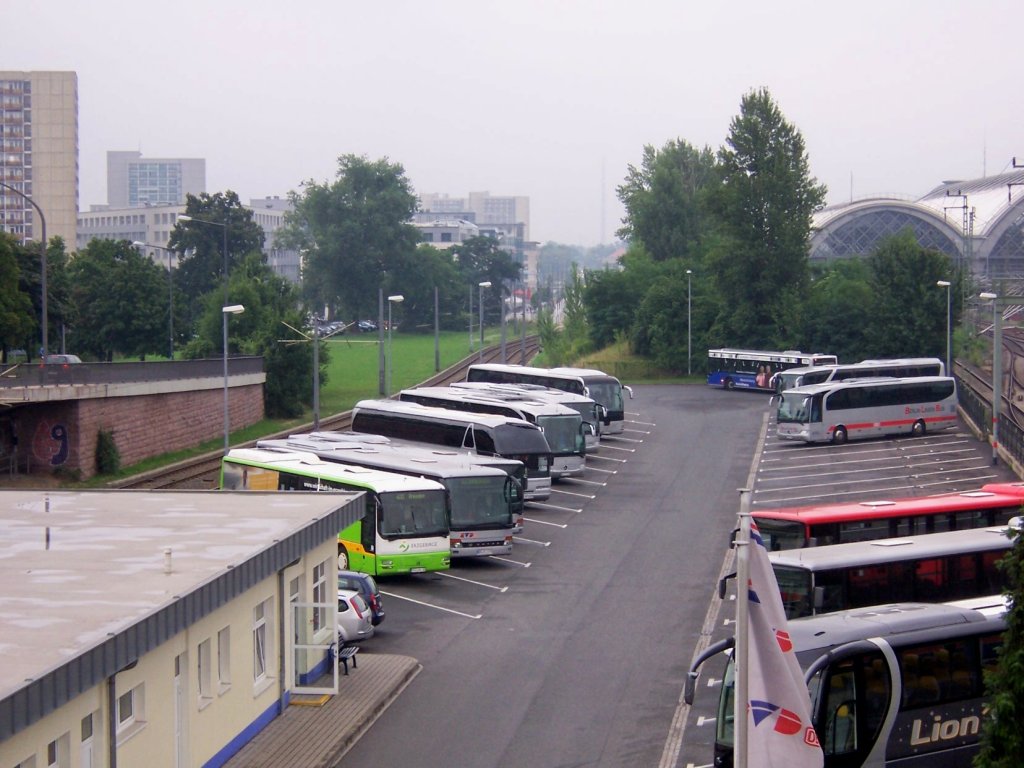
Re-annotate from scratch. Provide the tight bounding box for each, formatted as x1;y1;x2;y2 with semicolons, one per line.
980;292;999;465
686;269;693;376
177;213;229;326
937;280;951;375
133;241;176;359
387;295;404;396
222;304;245;455
0;181;47;360
478;281;491;361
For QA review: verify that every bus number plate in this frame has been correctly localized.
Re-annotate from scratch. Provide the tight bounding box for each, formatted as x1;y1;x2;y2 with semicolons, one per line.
410;567;426;573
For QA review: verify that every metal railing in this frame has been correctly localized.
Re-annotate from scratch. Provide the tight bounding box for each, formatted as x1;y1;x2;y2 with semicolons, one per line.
0;357;264;389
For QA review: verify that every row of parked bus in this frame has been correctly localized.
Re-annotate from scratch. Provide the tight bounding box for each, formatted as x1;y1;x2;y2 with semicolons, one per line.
700;349;1020;766
219;362;633;579
707;349;960;445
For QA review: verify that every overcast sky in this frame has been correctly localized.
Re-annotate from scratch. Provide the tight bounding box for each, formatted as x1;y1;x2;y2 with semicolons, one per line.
8;0;1022;246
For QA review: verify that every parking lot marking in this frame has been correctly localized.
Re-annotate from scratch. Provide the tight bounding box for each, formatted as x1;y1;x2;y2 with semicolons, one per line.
696;716;717;727
439;571;510;591
550;487;598;499
586;453;628;463
379;591;482;619
585;466;617;474
599;444;637;453
514;536;551;547
560;477;607;487
529;501;584;513
606;435;644;444
523;517;569;529
624;428;652;435
490;555;531;567
628;418;656;426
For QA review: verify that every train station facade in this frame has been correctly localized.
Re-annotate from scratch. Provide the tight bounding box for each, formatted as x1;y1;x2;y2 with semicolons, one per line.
810;169;1024;279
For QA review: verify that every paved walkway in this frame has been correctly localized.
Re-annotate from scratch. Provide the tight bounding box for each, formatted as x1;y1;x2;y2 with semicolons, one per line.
225;653;421;768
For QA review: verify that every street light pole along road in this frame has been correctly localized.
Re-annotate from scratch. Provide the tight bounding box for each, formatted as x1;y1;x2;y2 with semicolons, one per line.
0;181;47;360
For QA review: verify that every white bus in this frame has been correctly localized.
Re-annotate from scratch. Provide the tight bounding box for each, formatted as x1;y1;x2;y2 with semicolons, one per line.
258;437;518;558
399;385;588;478
451;381;605;451
351;399;553;500
776;376;958;444
773;357;945;393
466;363;633;435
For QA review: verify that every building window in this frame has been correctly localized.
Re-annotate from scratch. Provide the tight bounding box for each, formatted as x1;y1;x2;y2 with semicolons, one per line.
312;560;327;632
198;638;212;703
115;683;145;743
253;598;273;684
441;232;452;242
46;733;69;768
218;626;231;692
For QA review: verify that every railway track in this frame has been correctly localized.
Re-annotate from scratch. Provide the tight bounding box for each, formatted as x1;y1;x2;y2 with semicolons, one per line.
113;336;541;490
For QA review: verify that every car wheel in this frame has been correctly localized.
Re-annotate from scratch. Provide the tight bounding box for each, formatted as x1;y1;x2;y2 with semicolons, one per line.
912;419;926;437
832;426;848;445
338;546;349;570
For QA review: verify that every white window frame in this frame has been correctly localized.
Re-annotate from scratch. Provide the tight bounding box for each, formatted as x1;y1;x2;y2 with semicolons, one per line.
253;597;274;694
197;638;212;707
115;683;146;745
217;626;231;694
312;560;327;632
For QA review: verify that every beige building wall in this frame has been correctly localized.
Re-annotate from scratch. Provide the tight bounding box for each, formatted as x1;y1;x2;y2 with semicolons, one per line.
2;538;338;768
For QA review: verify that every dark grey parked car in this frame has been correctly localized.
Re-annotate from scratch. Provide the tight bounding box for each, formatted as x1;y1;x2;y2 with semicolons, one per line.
338;570;384;626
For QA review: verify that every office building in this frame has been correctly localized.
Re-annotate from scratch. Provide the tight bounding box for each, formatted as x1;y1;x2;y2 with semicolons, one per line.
0;70;78;247
106;150;205;208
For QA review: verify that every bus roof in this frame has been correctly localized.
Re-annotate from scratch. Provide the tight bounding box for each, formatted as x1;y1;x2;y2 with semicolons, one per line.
302;431;525;471
401;386;580;417
755;489;1024;525
450;381;597;406
781;374;954;396
708;348;833;363
256;437;509;481
353;398;543;431
767;525;1014;571
468;362;621;384
224;448;448;494
781;358;943;377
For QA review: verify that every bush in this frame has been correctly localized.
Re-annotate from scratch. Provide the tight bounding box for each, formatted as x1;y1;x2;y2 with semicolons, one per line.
96;429;121;475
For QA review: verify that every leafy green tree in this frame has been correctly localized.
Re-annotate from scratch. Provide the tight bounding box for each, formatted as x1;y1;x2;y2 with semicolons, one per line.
389;244;466;332
975;529;1024;768
450;235;523;327
0;233;35;360
66;240;168;360
706;88;826;348
803;259;875;361
617;139;717;262
584;247;661;349
168;190;266;329
281;155;421;320
864;231;961;359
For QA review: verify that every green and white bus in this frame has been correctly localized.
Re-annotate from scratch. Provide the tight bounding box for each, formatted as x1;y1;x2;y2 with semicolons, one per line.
222;448;451;576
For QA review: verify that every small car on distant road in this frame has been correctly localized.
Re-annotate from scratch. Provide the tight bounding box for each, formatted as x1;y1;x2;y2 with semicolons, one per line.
356;320;378;332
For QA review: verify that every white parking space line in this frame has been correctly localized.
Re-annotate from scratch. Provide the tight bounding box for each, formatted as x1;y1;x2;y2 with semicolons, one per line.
599;444;637;453
529;501;584;513
754;482;919;505
514;536;551;547
523;516;569;529
585;466;617;474
605;435;644;444
490;555;531;568
439;570;509;591
379;590;482;619
759;446;982;474
628;418;656;426
624;428;652;435
586;453;628;463
550;487;598;499
697;715;717;726
559;477;607;487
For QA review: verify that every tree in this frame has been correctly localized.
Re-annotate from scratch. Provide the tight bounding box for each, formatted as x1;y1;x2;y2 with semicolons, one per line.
802;259;875;361
617;139;717;262
168;190;265;329
66;240;169;360
865;232;961;359
706;88;826;348
0;233;35;361
584;247;660;349
281;155;421;320
975;529;1024;768
389;244;466;332
449;235;523;327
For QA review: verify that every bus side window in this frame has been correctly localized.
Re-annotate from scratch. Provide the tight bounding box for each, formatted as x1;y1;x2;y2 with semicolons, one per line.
822;665;858;755
362;496;377;553
473;429;496;454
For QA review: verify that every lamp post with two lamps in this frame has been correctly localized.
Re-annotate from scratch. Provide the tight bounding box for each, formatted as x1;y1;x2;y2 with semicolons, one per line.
386;295;404;396
478;281;491;361
176;214;229;310
222;304;245;454
936;280;951;376
0;181;47;360
979;291;1000;465
133;241;176;359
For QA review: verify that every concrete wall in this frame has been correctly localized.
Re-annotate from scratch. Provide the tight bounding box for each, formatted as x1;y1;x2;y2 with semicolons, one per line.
4;384;264;479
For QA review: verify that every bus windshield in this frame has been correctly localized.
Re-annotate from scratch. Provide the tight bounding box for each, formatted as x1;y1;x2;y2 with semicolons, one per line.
774;565;815;618
536;414;584;454
446;476;512;530
777;393;815;424
754;518;807;551
585;379;623;412
379;490;448;538
492;423;552;454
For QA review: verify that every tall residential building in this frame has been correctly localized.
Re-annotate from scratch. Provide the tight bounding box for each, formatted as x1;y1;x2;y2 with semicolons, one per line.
106;150;205;208
0;71;78;247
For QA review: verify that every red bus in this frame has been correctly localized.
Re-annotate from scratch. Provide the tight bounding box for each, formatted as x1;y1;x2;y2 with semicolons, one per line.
754;489;1024;551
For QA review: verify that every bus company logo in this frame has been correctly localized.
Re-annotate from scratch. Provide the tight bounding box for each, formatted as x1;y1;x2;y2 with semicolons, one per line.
399;541;438;551
905;404;942;415
750;700;818;747
909;714;980;746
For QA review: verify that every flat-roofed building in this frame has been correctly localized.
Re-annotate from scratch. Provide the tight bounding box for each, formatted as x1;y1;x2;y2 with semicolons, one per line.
0;71;79;248
106;150;205;208
0;488;362;767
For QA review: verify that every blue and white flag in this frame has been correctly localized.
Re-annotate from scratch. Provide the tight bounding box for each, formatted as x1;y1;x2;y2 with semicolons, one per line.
741;520;823;768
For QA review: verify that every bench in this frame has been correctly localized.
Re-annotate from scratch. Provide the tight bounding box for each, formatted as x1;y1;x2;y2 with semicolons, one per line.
334;644;359;675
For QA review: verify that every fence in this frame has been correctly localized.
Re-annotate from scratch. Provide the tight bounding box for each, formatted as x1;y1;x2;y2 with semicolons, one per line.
0;357;264;389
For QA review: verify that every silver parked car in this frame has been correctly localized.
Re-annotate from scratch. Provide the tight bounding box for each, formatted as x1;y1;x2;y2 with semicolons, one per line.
336;588;374;644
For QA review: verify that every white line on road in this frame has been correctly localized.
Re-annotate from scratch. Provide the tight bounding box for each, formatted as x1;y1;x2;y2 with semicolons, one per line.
529;501;584;513
606;436;644;444
624;428;652;435
438;571;509;591
550;487;597;499
585;466;617;474
379;591;482;619
523;517;569;529
490;555;531;567
599;444;637;453
560;477;608;487
586;454;628;463
514;536;551;547
629;419;656;426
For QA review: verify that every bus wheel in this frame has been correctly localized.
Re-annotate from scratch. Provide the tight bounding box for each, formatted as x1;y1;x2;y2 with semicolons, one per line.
724;378;734;390
832;426;848;444
912;420;926;437
338;546;350;570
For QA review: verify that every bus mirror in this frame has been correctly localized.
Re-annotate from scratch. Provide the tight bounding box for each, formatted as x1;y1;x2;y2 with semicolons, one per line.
684;671;699;705
719;571;736;599
813;585;825;611
624;385;634;400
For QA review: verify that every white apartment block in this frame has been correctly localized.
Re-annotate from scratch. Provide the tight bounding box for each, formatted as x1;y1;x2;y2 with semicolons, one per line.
0;71;79;248
106;150;205;208
0;489;362;768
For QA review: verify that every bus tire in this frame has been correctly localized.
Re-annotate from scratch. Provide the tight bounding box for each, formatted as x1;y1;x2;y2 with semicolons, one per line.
832;426;848;444
724;378;734;391
338;546;350;570
912;419;926;437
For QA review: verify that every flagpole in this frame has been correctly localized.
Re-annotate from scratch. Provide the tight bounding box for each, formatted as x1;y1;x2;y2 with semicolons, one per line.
735;488;752;768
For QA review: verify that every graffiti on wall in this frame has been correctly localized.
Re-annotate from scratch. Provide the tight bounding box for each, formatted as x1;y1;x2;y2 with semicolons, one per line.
33;421;69;466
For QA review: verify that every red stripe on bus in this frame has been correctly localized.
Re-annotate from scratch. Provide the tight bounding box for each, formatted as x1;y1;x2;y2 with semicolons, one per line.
830;415;958;433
